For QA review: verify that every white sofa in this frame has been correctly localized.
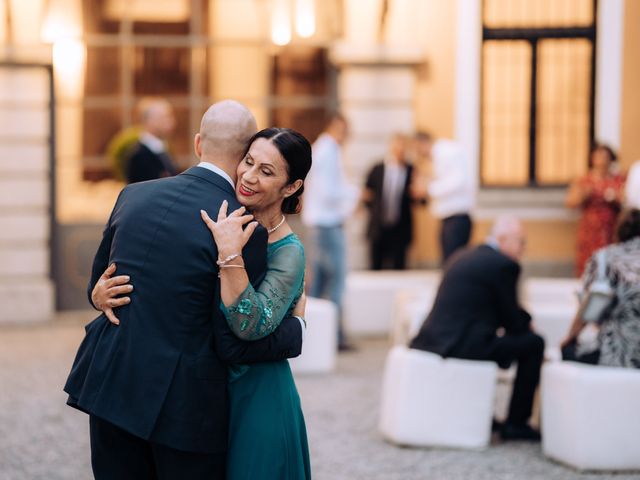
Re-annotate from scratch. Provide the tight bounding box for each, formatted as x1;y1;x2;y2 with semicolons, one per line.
344;270;440;336
289;297;337;374
379;345;497;450
542;361;640;471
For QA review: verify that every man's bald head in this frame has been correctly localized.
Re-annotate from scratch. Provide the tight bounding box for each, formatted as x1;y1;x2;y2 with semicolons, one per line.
197;100;257;162
489;215;526;261
138;97;175;139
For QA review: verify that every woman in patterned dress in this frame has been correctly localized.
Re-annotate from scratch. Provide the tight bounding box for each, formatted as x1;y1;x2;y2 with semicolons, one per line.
561;209;640;367
566;143;626;276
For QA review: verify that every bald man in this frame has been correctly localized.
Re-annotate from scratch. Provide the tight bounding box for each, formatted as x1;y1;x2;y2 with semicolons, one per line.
410;216;544;441
125;97;178;183
64;101;305;478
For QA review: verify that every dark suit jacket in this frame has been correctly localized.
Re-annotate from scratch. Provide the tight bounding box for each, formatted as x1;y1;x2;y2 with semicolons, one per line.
125;141;177;184
410;245;531;360
364;162;415;245
64;166;303;454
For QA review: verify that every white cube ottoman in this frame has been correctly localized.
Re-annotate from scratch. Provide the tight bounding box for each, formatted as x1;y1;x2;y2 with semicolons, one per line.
379;345;497;449
390;290;435;346
344;270;440;336
542;361;640;471
289;297;337;374
524;277;581;348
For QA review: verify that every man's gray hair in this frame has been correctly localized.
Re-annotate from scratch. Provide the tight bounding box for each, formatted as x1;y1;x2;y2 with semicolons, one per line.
489;215;522;240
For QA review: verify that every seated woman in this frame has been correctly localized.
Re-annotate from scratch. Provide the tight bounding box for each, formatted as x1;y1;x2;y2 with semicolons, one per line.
561;209;640;367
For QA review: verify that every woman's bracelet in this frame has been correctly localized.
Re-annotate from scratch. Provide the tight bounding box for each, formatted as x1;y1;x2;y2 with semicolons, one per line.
217;253;241;267
217;263;244;278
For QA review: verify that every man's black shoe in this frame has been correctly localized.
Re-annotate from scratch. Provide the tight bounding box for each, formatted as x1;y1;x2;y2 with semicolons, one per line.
500;423;541;441
338;343;357;352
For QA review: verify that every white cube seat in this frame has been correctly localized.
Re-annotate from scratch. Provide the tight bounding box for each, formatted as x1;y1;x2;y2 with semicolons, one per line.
542;361;640;471
390;290;435;346
524;278;581;348
344;270;440;336
379;345;497;449
289;297;337;374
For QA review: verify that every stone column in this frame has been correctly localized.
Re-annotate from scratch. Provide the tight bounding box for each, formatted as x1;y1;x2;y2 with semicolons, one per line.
0;65;55;323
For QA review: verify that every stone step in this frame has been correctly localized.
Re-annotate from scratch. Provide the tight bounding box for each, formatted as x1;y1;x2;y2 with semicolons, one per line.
0;279;54;324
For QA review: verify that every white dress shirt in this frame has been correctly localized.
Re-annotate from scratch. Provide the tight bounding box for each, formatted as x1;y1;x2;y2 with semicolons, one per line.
428;139;476;219
302;133;359;227
381;158;407;226
626;161;640;209
139;132;166;154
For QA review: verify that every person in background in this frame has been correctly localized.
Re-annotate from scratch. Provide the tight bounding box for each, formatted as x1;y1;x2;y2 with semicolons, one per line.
565;143;626;276
125;97;178;184
414;132;475;264
410;216;544;441
302;113;359;351
363;133;426;270
625;160;640;209
561;209;640;368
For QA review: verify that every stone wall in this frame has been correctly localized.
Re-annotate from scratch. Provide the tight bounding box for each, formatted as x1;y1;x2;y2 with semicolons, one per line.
0;65;55;323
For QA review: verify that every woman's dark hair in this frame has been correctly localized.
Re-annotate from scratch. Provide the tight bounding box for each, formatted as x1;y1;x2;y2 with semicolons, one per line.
245;127;312;214
617;209;640;242
588;142;617;169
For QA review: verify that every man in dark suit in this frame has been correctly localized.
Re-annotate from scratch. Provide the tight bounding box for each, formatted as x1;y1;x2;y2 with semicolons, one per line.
125;97;178;184
410;216;544;441
64;101;305;479
363;133;425;270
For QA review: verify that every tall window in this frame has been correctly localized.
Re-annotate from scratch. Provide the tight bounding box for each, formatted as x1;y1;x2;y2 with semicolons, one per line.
481;0;596;186
77;0;336;181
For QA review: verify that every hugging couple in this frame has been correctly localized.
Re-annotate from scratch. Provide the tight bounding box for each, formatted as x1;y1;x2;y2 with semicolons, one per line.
64;100;313;479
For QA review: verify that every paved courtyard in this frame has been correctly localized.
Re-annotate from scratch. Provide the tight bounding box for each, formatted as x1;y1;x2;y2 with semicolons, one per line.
0;312;638;480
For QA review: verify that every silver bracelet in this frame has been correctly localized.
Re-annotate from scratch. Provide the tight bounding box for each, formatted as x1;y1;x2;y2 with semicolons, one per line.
216;253;241;266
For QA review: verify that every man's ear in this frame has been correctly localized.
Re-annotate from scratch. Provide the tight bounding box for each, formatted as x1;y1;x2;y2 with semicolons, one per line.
194;133;202;158
283;179;303;198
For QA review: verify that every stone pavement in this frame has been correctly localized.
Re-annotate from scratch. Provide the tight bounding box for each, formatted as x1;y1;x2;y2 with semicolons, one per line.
1;312;637;480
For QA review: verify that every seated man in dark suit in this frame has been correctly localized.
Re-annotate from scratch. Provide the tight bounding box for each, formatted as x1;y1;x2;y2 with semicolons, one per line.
410;216;544;441
125;97;178;184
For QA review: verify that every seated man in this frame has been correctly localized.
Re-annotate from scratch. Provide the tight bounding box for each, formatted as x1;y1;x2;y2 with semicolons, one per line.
410;216;544;441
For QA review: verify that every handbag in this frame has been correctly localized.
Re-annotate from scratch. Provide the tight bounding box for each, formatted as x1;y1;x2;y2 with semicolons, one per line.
577;249;615;323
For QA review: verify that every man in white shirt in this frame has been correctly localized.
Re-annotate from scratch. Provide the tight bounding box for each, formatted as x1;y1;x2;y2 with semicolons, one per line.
125;97;178;184
626;160;640;209
302;114;359;350
415;133;476;264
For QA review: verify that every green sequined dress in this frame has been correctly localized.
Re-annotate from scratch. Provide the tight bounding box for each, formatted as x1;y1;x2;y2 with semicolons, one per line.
222;233;311;480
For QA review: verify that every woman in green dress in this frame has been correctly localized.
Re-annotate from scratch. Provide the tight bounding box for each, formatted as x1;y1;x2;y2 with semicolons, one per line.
94;127;313;479
200;127;312;479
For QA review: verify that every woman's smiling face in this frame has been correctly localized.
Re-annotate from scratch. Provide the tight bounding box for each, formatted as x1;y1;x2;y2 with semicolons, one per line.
235;137;291;212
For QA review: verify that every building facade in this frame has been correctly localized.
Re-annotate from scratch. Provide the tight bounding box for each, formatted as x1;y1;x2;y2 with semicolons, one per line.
0;0;638;318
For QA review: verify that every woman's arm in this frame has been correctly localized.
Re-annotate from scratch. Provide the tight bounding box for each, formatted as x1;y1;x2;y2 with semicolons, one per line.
565;178;590;208
200;201;258;306
560;254;598;346
220;243;305;341
200;202;305;341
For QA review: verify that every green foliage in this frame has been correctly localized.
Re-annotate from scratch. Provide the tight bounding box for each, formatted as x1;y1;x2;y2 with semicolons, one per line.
106;125;142;181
